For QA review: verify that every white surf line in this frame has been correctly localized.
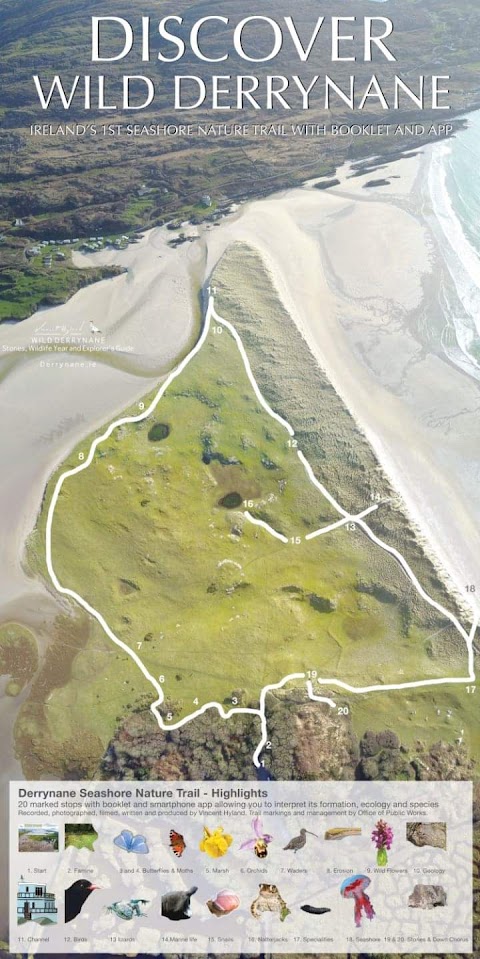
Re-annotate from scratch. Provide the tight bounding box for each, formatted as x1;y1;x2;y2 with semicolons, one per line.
45;292;476;767
244;510;289;544
305;504;378;541
253;672;306;768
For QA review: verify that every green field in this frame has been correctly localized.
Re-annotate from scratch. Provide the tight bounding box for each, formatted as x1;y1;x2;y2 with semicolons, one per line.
38;320;469;723
0;256;123;323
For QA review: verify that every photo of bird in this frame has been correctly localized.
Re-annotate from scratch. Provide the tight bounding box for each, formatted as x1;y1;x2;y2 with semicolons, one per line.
65;879;99;923
283;828;318;852
89;321;102;334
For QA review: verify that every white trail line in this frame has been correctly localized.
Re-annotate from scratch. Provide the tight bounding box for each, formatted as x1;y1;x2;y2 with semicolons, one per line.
45;295;477;768
244;510;289;544
305;504;378;541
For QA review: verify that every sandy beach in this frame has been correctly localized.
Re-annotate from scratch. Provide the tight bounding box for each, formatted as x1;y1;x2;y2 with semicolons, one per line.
4;225;203;372
2;146;480;624
201;152;480;616
0;225;204;611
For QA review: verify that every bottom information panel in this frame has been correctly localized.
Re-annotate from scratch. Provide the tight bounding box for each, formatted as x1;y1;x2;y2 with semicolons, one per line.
10;779;472;954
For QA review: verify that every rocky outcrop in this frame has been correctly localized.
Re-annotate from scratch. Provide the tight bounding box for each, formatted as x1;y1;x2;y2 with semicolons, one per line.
407;821;447;850
408;885;447;909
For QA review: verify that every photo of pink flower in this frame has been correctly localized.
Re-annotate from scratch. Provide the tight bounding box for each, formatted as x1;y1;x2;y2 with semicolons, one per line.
371;819;394;867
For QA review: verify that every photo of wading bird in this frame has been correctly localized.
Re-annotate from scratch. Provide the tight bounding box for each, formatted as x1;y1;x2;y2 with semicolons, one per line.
283;828;318;852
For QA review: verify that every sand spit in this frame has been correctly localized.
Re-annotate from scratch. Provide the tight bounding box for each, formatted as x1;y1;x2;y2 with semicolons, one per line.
1;145;479;625
201;153;480;615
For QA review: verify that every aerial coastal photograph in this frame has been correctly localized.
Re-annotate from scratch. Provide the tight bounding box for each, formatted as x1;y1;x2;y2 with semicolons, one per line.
1;0;480;956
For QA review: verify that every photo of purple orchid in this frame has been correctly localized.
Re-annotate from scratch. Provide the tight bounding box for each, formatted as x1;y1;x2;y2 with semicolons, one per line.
371;819;394;867
239;818;274;858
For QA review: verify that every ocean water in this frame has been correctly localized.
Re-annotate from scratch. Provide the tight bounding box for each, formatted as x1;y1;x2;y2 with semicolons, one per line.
427;112;480;379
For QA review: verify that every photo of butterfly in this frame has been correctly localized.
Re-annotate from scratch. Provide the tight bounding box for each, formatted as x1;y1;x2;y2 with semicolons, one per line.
169;829;186;858
113;829;149;854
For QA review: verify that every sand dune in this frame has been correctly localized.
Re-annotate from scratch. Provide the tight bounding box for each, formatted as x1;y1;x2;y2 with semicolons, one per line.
1;144;479;628
200;155;480;614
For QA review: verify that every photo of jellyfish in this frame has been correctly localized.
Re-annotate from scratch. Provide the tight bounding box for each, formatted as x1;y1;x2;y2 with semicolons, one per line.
340;874;375;928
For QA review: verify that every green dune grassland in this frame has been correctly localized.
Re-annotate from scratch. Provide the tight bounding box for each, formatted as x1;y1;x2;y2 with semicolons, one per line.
27;259;471;732
49;334;467;706
21;246;479;780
